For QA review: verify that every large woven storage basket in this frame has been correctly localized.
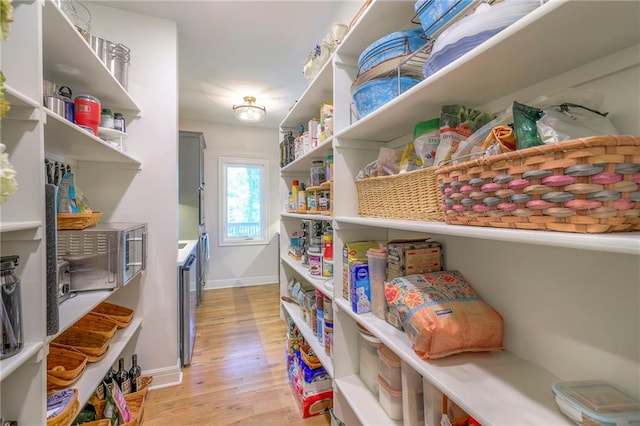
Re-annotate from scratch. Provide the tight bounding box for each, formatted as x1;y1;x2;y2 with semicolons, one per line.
435;135;640;233
355;166;444;222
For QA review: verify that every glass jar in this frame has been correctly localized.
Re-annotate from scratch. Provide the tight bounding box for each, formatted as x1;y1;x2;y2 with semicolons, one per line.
310;160;326;187
1;255;23;360
100;108;114;129
113;112;126;132
326;154;333;182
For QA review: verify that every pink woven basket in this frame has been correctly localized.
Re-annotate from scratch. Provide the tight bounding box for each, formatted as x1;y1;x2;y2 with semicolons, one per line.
435;135;640;233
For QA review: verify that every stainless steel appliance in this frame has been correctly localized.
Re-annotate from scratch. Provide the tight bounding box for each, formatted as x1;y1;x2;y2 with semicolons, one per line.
179;131;208;306
179;244;198;366
57;260;71;304
57;222;147;292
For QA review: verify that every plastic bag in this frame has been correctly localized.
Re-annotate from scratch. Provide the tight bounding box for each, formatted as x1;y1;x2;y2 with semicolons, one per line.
513;101;544;149
399;143;423;173
435;105;496;166
537;103;619;143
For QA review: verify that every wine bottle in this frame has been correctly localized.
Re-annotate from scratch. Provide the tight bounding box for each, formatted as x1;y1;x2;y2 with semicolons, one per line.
115;357;131;394
129;353;142;393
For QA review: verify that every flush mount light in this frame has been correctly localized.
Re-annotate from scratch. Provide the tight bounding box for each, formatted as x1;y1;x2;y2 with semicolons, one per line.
232;96;266;123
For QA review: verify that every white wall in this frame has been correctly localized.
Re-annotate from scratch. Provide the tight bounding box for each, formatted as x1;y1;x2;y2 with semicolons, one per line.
76;5;181;386
180;119;280;289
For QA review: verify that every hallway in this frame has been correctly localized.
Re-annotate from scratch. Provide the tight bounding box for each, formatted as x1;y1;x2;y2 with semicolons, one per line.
144;284;331;426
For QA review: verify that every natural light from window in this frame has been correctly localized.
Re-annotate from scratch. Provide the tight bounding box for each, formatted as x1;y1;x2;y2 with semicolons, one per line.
219;157;268;246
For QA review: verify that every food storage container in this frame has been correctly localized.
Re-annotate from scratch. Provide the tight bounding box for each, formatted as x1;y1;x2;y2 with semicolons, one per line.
414;0;475;39
367;247;387;319
378;344;402;390
357;28;425;75
552;380;640;426
353;76;421;119
378;373;403;420
359;330;381;395
74;94;101;136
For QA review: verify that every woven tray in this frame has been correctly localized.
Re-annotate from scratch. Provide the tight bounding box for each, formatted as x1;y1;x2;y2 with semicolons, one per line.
47;388;79;426
51;328;111;361
355;166;444;222
72;312;118;339
47;345;88;382
436;135;640;233
57;212;102;230
94;391;145;425
91;302;134;328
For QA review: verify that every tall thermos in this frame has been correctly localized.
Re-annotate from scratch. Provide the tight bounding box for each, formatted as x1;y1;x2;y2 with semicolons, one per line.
1;255;24;359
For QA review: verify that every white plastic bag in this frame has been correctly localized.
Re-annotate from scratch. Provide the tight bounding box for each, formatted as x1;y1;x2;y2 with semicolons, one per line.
537;104;619;144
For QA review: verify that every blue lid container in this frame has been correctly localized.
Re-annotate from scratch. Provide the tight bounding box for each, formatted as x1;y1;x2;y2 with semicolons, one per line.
414;0;474;39
357;28;426;75
552;380;640;426
352;76;422;119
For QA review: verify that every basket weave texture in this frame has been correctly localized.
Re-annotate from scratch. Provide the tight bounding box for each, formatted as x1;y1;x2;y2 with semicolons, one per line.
91;302;134;328
355;166;444;222
57;212;102;230
47;346;88;390
51;328;111;362
72;313;118;339
435;135;640;233
93;390;146;426
47;388;79;426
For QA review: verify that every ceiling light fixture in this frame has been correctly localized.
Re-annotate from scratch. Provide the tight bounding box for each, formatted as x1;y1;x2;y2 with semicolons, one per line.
233;96;266;123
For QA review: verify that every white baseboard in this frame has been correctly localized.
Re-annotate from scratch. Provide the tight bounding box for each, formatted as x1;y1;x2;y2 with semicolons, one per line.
144;358;183;390
204;275;278;290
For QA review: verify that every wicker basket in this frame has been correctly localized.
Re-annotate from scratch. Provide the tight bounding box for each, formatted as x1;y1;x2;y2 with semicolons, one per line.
51;328;111;362
72;312;118;339
355;166;444;222
129;376;153;401
76;420;111;426
46;346;88;390
436;135;640;233
94;391;145;426
91;302;134;328
47;388;80;426
57;212;102;230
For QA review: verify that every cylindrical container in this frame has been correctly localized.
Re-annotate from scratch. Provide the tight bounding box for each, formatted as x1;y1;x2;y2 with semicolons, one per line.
367;247;387;320
322;233;333;260
101;108;114;129
326;154;333;182
322;258;333;278
318;191;330;211
316;290;324;343
44;96;66;118
57;86;74;122
114;112;126;132
308;246;322;276
307;191;316;211
323;295;333;323
298;187;307;212
310;160;326;186
108;43;131;90
323;320;333;356
413;118;440;167
74;94;101;135
1;256;24;360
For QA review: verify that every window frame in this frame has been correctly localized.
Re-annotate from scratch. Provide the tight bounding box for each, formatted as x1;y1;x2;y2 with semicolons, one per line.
218;156;270;247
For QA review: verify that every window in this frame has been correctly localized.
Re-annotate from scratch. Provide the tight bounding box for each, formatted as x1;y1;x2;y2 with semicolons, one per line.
218;156;269;246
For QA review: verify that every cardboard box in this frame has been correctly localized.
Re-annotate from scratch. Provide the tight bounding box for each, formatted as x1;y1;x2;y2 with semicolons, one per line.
350;263;371;314
386;239;443;281
342;241;379;301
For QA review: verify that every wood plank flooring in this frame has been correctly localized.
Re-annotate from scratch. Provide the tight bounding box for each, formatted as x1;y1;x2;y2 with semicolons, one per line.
144;284;332;426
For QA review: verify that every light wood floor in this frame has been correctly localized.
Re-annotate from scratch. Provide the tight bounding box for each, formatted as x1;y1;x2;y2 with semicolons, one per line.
144;284;332;426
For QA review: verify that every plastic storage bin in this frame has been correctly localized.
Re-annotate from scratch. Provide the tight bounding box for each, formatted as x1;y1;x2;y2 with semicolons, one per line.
359;331;381;395
423;376;444;426
552;380;640;426
367;247;387;320
378;344;402;390
378;373;403;420
401;360;424;426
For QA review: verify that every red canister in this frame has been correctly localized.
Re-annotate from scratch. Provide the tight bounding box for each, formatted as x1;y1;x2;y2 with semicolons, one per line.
74;94;101;135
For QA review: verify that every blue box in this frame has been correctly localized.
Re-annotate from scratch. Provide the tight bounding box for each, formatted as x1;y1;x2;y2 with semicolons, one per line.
350;264;371;314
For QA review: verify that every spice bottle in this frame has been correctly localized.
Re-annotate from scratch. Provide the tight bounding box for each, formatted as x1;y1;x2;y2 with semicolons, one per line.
113;112;126;132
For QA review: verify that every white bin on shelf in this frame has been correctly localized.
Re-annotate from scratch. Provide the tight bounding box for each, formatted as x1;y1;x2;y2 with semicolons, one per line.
358;330;381;395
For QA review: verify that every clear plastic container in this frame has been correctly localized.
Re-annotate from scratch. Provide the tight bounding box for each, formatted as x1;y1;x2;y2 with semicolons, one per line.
310;160;326;186
367;247;387;320
358;331;381;396
378;344;402;390
552;380;640;426
378;373;403;420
